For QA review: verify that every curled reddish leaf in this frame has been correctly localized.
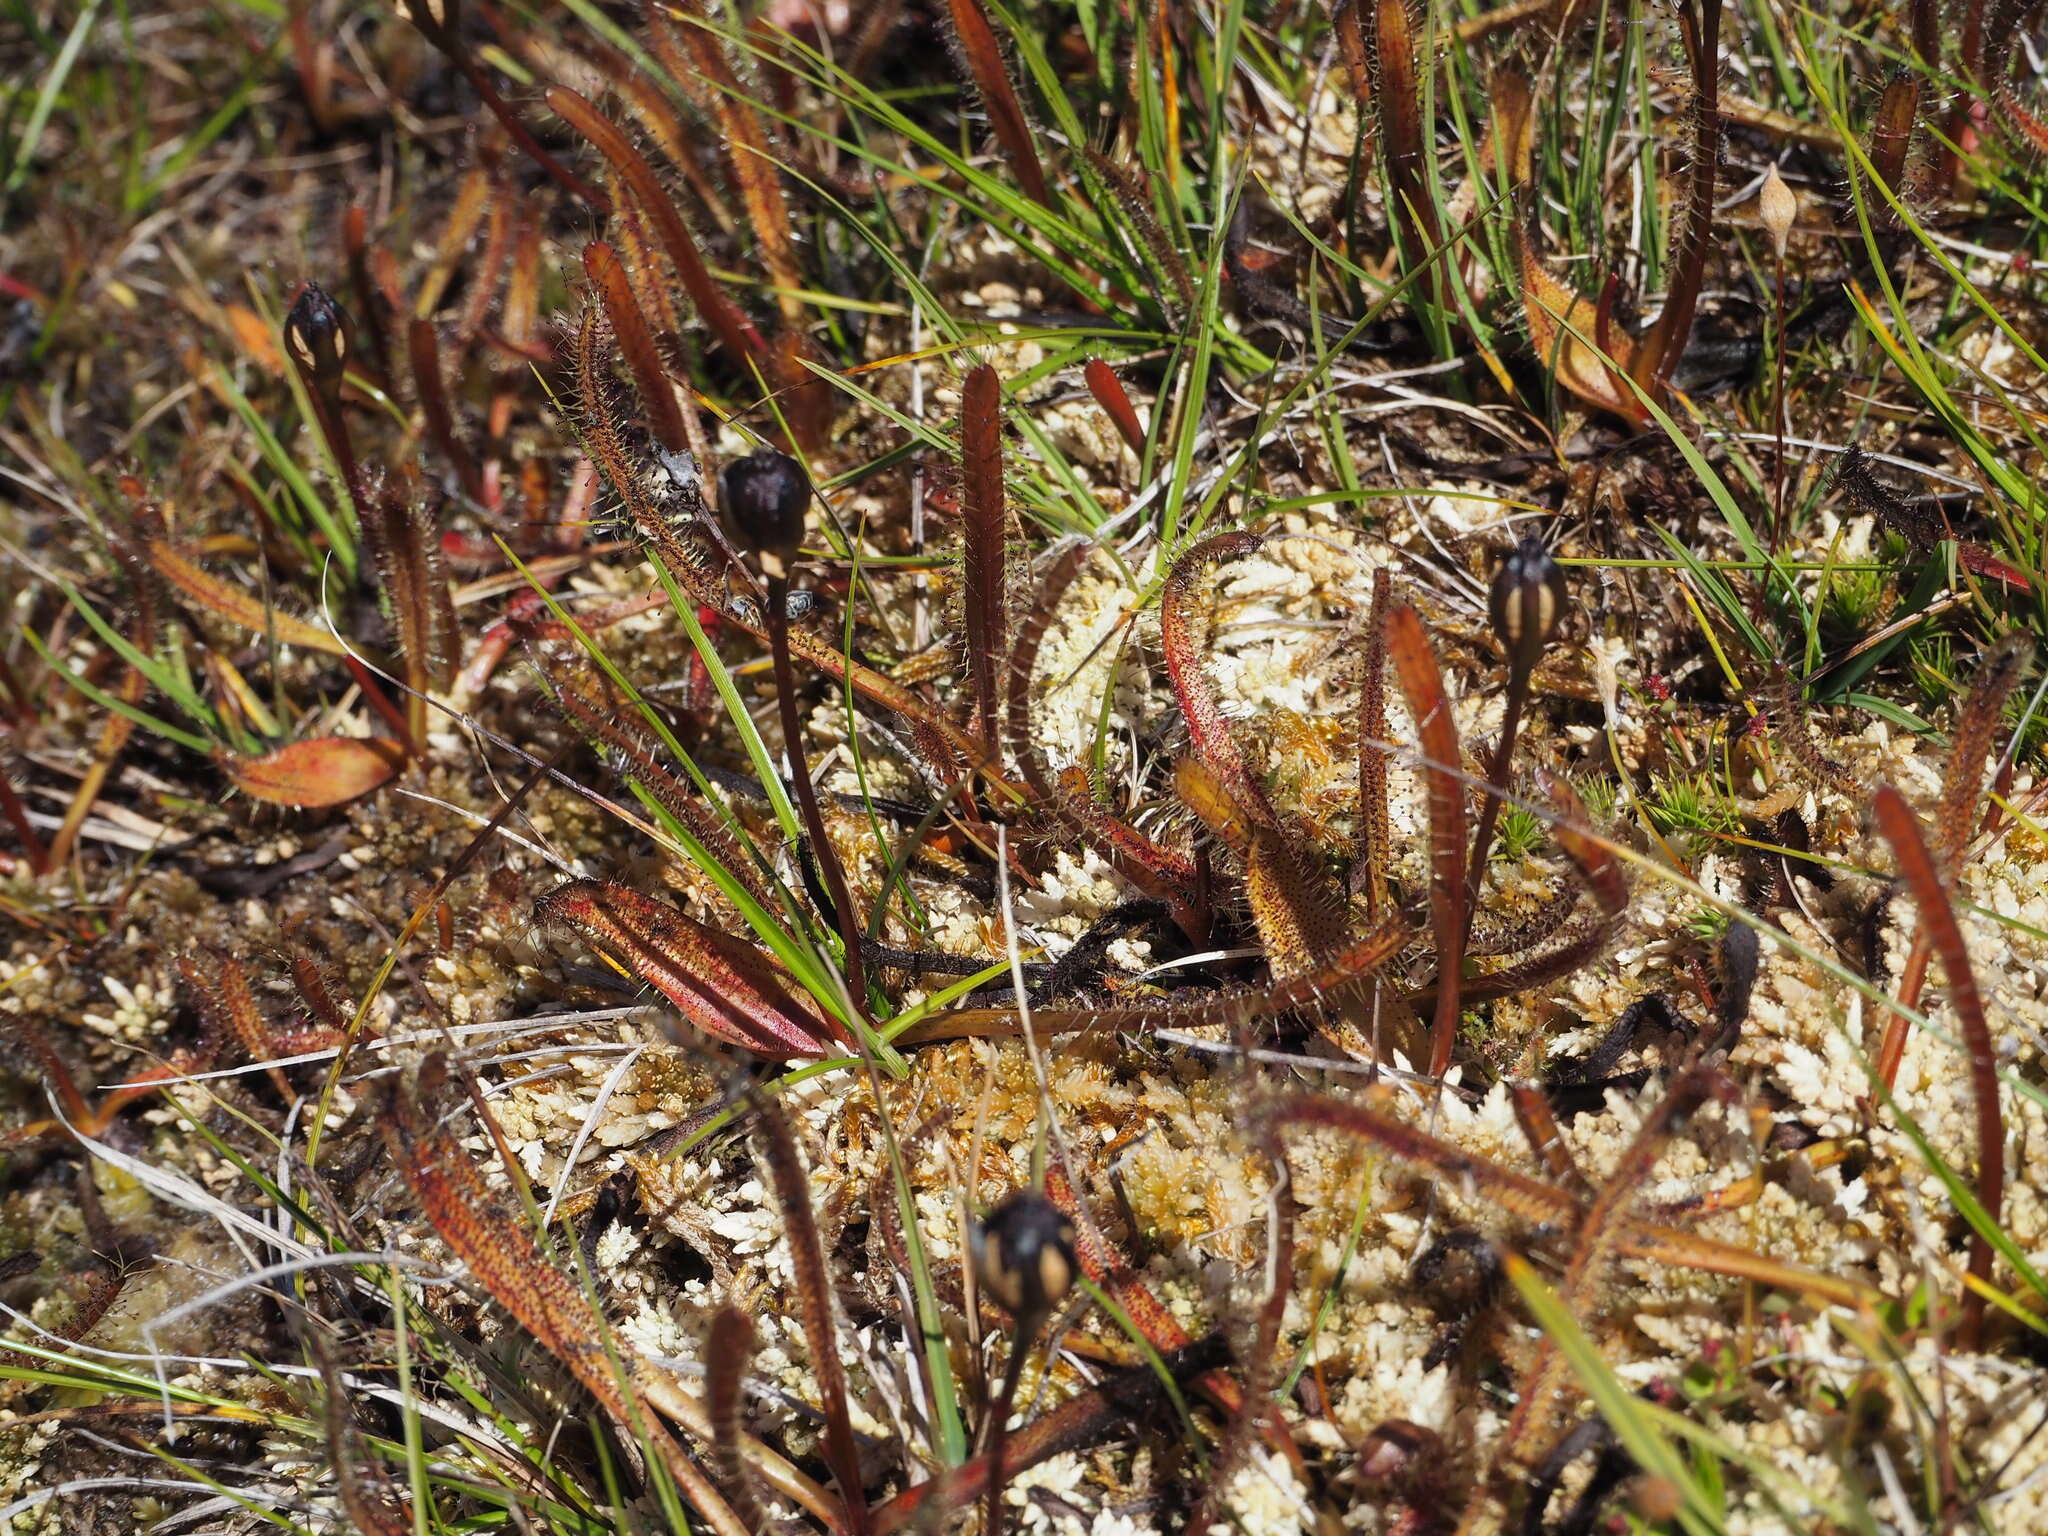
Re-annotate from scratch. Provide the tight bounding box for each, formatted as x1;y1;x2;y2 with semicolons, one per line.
940;0;1050;206
218;737;405;807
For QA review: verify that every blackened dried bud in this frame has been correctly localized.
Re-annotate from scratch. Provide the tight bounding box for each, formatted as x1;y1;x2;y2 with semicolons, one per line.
285;283;349;396
719;449;810;581
1488;535;1568;672
973;1190;1076;1324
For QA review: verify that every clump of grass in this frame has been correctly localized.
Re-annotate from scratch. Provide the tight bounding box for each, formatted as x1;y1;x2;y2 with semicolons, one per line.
1647;771;1742;855
1492;804;1545;865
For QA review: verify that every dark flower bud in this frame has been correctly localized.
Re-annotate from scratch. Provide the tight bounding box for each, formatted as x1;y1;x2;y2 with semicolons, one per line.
973;1190;1076;1323
1488;535;1568;671
719;449;810;581
284;283;349;396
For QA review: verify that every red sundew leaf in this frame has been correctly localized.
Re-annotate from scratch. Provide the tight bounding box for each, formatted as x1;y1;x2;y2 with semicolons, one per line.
661;0;805;322
1160;530;1276;827
218;737;406;808
1372;0;1439;305
959;363;1008;753
1630;0;1720;393
1870;70;1922;204
1957;542;2037;592
1084;359;1147;458
1873;784;2002;1349
584;240;690;457
1534;767;1627;914
1383;604;1466;1078
939;0;1050;207
535;879;835;1058
547;85;765;368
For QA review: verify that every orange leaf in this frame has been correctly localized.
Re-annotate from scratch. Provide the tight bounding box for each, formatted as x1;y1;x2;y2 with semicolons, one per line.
218;737;405;807
224;303;285;373
1513;225;1645;421
144;539;349;655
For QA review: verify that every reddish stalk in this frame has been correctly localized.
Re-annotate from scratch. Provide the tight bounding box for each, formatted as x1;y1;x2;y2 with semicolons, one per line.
705;1308;771;1533
1630;0;1720;392
1371;0;1441;309
1462;539;1566;939
1873;640;2026;1091
357;472;459;753
768;572;873;1009
406;318;481;504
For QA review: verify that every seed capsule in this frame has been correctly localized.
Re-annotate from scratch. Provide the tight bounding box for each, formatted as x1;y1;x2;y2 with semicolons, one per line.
1487;535;1568;672
973;1190;1076;1323
719;449;810;581
1759;164;1797;263
284;283;349;396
